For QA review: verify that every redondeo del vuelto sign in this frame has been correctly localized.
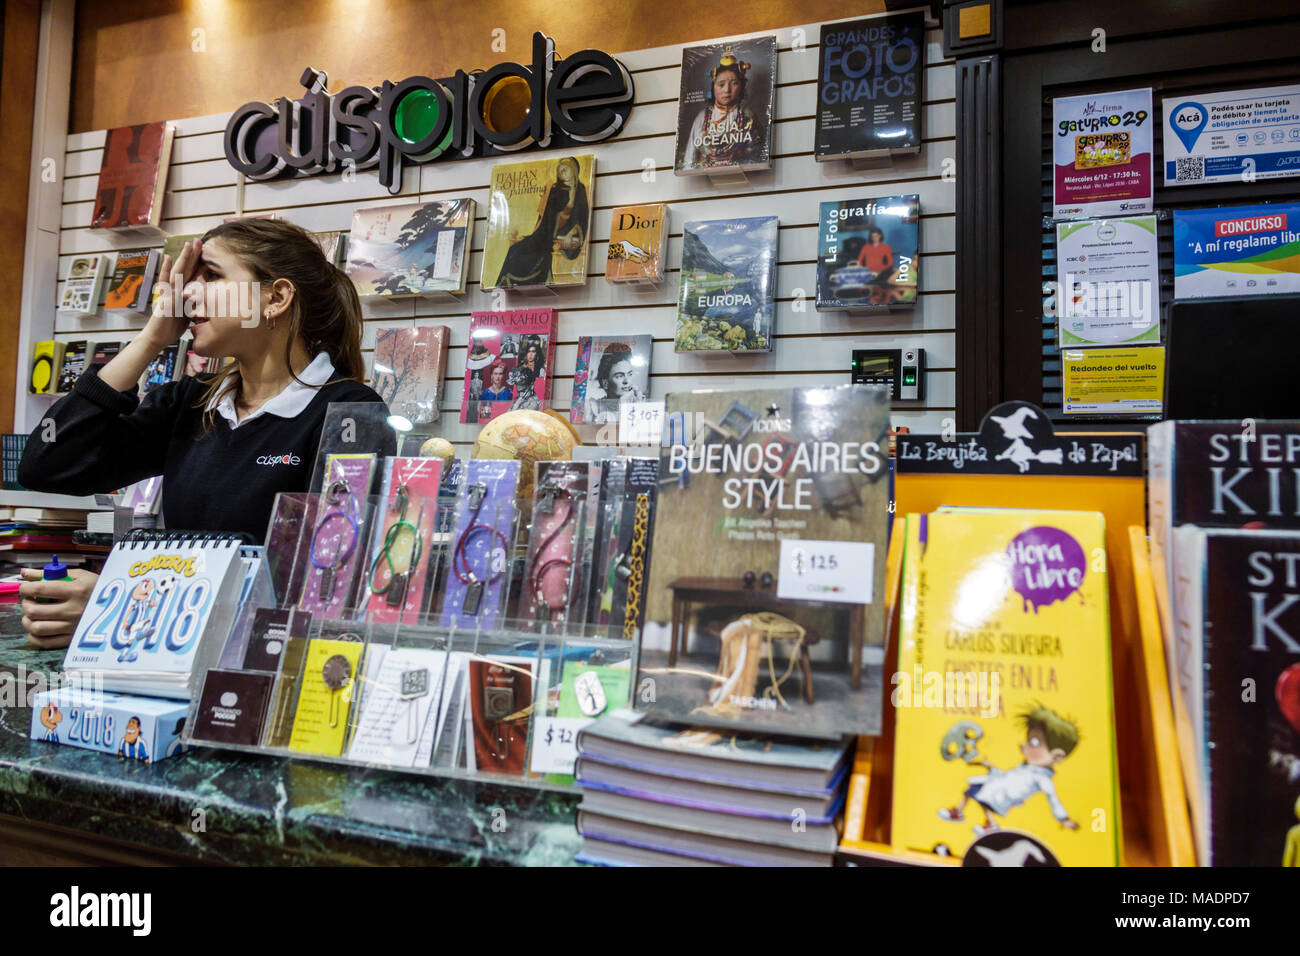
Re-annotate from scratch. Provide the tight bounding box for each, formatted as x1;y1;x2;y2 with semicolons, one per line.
223;33;635;194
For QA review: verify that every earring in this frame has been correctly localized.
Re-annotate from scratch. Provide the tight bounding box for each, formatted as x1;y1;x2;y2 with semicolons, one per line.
266;310;277;330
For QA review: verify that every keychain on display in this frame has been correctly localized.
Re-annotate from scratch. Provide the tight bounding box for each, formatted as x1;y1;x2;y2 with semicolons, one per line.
452;483;511;617
321;653;353;729
529;477;578;625
396;668;430;745
367;483;425;608
311;480;360;602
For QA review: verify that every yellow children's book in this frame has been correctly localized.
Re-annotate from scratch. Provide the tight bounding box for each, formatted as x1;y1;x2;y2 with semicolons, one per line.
891;508;1121;866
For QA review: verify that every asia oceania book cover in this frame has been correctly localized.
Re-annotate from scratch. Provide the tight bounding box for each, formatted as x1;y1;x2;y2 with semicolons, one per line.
460;309;557;424
674;37;776;175
676;217;778;353
482;155;595;290
891;508;1122;866
345;199;473;296
606;203;669;283
571;334;653;425
816;195;919;311
90;122;175;232
635;385;892;738
370;325;450;425
814;12;924;161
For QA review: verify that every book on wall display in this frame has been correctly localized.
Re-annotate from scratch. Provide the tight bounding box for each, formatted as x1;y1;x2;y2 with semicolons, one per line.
571;335;653;425
636;385;892;737
460;308;557;424
606;203;669;283
892;508;1122;866
312;230;346;267
1170;527;1300;866
104;249;161;312
140;345;180;396
90;341;122;368
814;11;924;162
344;199;473;296
58;254;111;316
481;155;595;290
816;195;919;311
1172;203;1300;299
370;325;449;425
29;341;64;395
90;122;176;233
676;217;778;353
674;37;776;175
55;340;91;393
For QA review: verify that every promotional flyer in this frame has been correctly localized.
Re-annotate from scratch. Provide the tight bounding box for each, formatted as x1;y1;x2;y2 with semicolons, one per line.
1055;215;1159;346
1173;202;1300;298
1052;88;1154;219
1163;84;1300;186
1061;346;1165;415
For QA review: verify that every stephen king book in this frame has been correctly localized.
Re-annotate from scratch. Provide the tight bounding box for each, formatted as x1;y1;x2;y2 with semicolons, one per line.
90;122;175;233
1171;528;1300;866
892;508;1122;867
606;203;669;283
636;385;892;737
815;12;924;162
104;249;160;312
676;217;778;353
482;155;595;290
816;195;920;311
571;334;653;425
460;309;557;424
345;199;473;296
370;325;449;425
675;37;776;175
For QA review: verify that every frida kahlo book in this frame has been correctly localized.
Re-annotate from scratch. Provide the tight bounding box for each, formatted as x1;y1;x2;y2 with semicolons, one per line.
460;309;557;424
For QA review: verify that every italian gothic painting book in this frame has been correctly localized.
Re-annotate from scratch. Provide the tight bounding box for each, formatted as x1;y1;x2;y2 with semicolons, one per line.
891;509;1122;867
676;217;778;353
814;11;924;162
482;155;595;290
345;199;473;296
90;122;176;233
370;325;449;425
571;334;653;425
816;195;920;311
1170;528;1300;866
460;309;557;424
606;203;669;283
674;37;776;175
104;249;160;312
635;385;892;738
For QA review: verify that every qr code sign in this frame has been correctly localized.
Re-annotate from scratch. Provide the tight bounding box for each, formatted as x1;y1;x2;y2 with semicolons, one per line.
1175;156;1205;182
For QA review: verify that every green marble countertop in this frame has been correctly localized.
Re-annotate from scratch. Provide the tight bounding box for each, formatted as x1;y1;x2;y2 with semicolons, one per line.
0;606;582;865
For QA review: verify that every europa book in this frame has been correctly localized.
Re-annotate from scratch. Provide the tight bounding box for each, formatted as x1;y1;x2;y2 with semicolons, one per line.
104;249;160;312
370;325;449;425
891;508;1122;867
344;199;473;296
29;341;64;395
816;195;920;311
460;309;557;424
1169;527;1300;866
482;154;595;290
90;121;176;233
636;385;892;737
814;12;924;162
606;203;669;283
571;334;653;425
674;37;776;175
59;254;110;316
676;217;778;353
55;340;91;393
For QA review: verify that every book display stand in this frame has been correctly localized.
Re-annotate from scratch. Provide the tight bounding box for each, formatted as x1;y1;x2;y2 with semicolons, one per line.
838;402;1195;866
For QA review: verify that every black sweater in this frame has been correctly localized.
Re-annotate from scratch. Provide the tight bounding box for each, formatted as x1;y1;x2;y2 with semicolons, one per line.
19;366;395;542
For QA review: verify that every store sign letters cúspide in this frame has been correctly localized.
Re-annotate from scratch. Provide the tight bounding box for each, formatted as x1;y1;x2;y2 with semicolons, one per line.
223;33;634;195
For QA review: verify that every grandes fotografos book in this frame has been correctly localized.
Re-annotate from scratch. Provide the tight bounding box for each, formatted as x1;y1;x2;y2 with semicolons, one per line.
816;195;919;311
676;217;778;353
636;385;892;738
891;508;1121;866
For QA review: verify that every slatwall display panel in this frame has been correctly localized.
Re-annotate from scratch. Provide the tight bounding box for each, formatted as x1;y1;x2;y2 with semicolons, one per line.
55;12;955;447
1039;61;1300;422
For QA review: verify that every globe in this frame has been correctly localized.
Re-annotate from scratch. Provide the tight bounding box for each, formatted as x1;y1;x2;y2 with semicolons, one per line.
472;410;579;497
419;436;456;471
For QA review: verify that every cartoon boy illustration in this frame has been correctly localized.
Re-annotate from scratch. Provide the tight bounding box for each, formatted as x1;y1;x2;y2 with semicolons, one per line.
117;578;159;663
39;704;62;743
118;716;149;763
938;705;1081;835
1284;795;1300;867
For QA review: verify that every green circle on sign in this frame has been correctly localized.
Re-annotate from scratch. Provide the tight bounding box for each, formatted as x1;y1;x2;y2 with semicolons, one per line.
394;88;452;155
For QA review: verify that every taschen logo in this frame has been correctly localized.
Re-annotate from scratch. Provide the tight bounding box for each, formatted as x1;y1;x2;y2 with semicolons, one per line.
256;453;301;467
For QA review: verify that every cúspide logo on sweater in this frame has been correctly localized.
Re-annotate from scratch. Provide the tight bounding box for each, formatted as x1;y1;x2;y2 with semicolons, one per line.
256;453;301;467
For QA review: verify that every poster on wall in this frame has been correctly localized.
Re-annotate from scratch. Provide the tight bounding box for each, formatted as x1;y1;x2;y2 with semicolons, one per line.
1052;88;1154;220
1173;203;1300;298
1054;215;1159;347
674;37;776;175
1163;84;1300;186
814;11;924;162
1061;347;1165;415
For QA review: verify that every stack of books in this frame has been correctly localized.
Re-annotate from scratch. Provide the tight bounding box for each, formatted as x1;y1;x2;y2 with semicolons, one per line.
575;709;849;866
